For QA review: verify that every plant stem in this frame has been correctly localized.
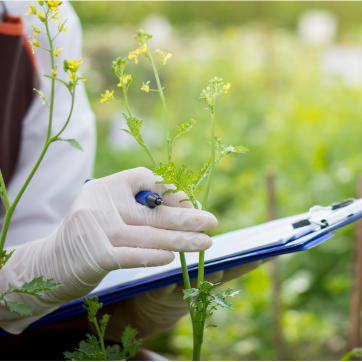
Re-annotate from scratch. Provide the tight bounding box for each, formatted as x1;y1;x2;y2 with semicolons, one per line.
198;88;217;288
147;48;171;162
92;318;106;355
44;16;55;141
0;170;10;210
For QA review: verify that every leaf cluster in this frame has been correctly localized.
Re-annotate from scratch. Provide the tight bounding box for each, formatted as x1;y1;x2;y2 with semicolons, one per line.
65;297;142;361
183;281;240;329
121;115;145;147
64;326;141;361
341;348;362;361
152;161;208;208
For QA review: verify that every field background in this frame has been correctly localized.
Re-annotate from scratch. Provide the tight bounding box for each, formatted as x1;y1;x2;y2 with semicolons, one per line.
71;2;362;360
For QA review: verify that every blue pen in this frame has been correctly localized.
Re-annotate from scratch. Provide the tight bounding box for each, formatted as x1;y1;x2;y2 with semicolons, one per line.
84;179;163;209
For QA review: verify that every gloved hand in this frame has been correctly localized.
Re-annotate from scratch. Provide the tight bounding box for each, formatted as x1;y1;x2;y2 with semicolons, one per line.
90;251;271;342
0;168;217;334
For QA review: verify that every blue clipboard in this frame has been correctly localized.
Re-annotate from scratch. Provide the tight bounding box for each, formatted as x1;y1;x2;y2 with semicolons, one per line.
0;210;361;337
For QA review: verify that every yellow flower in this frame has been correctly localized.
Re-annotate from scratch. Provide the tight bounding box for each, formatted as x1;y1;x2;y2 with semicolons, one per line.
223;83;231;93
161;53;172;65
33;88;46;105
51;67;57;77
37;12;45;22
25;3;37;15
67;59;82;72
100;90;114;103
141;81;150;93
117;74;132;87
128;44;148;64
58;20;68;33
155;49;164;55
54;45;63;57
29;36;40;54
47;0;62;11
31;25;41;36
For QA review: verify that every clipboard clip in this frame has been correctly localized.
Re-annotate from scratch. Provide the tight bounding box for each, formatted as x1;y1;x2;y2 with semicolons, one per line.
292;198;358;229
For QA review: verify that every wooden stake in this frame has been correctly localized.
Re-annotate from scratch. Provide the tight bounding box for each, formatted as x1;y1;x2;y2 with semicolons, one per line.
266;169;286;360
347;176;362;350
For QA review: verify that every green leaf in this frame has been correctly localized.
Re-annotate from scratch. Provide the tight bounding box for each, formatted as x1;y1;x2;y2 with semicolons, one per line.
0;249;14;270
152;162;199;206
199;281;214;293
100;314;110;336
171;119;196;150
224;288;241;297
220;145;248;159
105;345;123;361
83;297;103;321
212;295;233;310
64;339;98;361
120;325;142;360
61;139;83;151
183;288;199;299
205;324;217;329
122;114;145;145
5;301;32;316
6;276;62;297
66;350;105;361
341;348;362;361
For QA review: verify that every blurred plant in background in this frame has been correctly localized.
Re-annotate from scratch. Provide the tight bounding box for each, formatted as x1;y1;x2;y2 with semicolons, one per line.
72;2;362;360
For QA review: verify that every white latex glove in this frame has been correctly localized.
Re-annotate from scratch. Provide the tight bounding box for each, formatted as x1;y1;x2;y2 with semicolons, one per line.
91;257;273;341
0;168;217;334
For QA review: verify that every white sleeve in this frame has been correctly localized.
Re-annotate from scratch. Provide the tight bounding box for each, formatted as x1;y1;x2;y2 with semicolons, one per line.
0;1;96;247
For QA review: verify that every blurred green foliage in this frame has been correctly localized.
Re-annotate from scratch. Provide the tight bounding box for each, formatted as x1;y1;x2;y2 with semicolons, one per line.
73;2;362;360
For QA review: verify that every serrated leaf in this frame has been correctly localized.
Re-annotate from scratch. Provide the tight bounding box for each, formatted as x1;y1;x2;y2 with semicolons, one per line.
106;345;123;361
100;314;110;336
6;300;32;315
61;139;83;151
0;249;14;270
152;162;199;206
220;144;248;159
205;324;217;329
171;120;196;150
183;288;199;299
122;114;145;145
64;340;98;361
66;350;105;361
199;281;214;293
83;297;103;321
120;325;142;360
212;295;233;310
224;288;241;297
6;276;62;297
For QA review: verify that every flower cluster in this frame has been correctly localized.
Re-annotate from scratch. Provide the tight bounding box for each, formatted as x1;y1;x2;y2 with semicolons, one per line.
200;77;231;108
141;81;150;93
63;59;85;86
26;1;68;53
100;90;114;104
117;75;132;89
129;44;148;64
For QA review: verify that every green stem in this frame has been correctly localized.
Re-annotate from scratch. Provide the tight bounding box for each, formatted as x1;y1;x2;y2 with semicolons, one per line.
92;318;106;355
0;141;51;254
44;17;55;141
198;90;217;288
0;170;10;210
147;48;171;162
51;87;75;141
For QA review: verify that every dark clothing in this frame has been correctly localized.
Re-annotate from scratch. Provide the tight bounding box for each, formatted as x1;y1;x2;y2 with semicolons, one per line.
0;7;35;185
